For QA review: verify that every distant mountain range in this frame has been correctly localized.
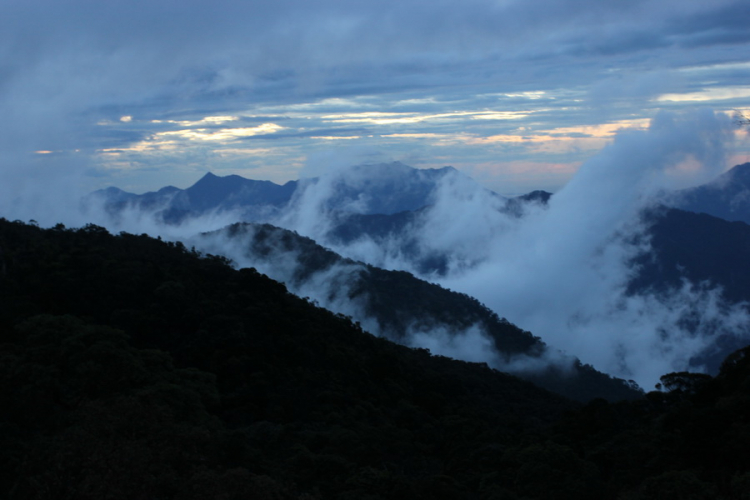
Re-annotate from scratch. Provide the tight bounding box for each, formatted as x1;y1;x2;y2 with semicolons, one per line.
94;172;298;223
94;161;750;229
91;162;482;223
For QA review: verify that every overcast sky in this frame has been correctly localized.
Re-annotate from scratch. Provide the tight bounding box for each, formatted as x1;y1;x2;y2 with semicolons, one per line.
2;0;750;197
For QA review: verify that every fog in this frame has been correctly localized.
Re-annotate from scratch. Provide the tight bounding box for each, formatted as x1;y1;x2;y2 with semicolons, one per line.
264;109;749;387
5;109;748;389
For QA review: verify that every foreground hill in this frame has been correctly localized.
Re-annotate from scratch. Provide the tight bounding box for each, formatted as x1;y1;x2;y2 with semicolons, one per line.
0;219;572;498
2;219;750;499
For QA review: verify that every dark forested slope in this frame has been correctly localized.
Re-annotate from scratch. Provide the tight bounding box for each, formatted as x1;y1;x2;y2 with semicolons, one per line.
0;219;573;499
633;207;750;304
201;222;643;403
2;219;750;499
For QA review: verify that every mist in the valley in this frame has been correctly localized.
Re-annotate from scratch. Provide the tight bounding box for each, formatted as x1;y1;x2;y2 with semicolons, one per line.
189;223;548;376
5;109;749;389
264;109;750;388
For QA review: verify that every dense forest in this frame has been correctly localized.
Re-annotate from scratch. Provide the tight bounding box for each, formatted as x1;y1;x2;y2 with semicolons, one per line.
2;219;750;499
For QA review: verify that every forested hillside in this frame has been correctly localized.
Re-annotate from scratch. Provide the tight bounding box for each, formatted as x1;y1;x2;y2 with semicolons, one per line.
2;219;750;499
201;222;643;402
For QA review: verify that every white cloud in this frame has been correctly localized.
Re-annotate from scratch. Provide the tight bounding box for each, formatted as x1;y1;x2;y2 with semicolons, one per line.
264;110;746;388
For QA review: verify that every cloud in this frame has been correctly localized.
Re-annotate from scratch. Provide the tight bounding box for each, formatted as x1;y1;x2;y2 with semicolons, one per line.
1;0;748;200
434;110;743;386
265;109;745;388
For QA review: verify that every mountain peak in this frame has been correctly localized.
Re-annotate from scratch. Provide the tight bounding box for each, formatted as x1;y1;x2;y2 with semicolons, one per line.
192;171;221;186
672;162;750;224
725;162;750;182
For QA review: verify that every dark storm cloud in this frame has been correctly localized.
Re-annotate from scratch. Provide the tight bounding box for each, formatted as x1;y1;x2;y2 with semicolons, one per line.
670;1;750;41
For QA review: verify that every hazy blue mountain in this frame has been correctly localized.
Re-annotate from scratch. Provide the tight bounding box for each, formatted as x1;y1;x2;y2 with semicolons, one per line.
296;162;491;215
91;162;484;223
178;172;298;211
91;172;297;223
672;162;750;224
328;190;551;241
324;190;550;275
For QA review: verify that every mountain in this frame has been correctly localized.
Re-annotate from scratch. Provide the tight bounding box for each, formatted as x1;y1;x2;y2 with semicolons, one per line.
91;162;484;224
631;207;750;370
179;172;298;212
195;222;642;402
322;190;552;275
91;172;298;223
297;162;462;215
86;162;750;386
671;162;750;224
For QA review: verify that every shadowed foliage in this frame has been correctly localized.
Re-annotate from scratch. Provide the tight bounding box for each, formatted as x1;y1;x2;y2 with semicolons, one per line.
1;219;750;499
209;222;643;403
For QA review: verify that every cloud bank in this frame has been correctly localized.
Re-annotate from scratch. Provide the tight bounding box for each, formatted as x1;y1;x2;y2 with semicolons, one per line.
269;109;747;388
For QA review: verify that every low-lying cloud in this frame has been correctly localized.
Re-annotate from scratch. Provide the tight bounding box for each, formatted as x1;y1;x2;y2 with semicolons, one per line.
6;108;747;390
268;109;747;388
189;222;575;383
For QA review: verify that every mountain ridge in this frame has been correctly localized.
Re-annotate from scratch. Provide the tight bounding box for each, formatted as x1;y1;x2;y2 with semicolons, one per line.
92;162;480;223
671;162;750;224
0;217;580;499
195;221;643;402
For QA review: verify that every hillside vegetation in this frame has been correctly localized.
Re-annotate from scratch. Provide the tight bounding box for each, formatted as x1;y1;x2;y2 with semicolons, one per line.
2;219;750;499
202;222;642;402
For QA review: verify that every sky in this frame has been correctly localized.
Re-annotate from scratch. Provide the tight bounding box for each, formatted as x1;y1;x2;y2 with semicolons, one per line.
2;0;750;205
